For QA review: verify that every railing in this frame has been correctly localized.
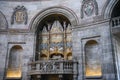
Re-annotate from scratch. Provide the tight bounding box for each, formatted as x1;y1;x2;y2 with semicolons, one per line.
111;16;120;27
28;60;78;75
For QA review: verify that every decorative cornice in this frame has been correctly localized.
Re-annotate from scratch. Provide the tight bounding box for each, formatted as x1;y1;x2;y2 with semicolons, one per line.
72;18;110;29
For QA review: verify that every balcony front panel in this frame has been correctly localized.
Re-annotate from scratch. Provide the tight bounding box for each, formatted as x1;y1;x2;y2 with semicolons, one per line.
28;60;78;75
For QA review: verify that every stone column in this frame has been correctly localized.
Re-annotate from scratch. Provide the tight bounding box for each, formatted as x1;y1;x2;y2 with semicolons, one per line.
36;63;40;70
73;60;78;74
101;21;117;80
73;59;78;80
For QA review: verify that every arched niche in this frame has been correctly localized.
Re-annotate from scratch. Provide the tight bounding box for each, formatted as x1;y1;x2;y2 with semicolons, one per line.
85;40;102;77
0;11;8;30
36;13;72;60
6;45;23;79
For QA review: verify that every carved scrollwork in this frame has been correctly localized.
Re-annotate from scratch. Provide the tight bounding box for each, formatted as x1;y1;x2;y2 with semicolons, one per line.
41;61;56;71
11;6;28;25
81;0;98;18
46;63;54;70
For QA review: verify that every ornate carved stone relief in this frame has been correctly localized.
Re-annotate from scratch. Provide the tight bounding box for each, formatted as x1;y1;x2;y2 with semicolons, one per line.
81;0;98;18
11;6;28;25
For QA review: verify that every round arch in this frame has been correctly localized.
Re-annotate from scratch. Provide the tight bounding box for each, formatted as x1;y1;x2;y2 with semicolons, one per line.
85;40;98;46
10;45;23;50
30;6;79;32
102;0;119;19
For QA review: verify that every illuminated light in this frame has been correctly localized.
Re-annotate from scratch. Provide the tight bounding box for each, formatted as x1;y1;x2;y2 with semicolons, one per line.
6;69;21;78
85;66;102;77
68;56;72;60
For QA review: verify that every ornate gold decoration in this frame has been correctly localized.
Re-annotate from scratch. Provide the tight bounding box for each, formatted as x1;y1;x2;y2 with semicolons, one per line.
66;48;72;54
50;46;63;54
6;68;21;78
86;63;102;77
41;49;48;55
51;20;63;33
39;20;72;60
50;34;63;43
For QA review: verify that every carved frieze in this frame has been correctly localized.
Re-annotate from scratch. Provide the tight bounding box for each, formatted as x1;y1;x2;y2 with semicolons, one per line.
11;6;28;25
81;0;98;18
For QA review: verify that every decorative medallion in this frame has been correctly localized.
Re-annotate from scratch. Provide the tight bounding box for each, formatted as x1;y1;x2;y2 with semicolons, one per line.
81;0;98;18
11;6;28;25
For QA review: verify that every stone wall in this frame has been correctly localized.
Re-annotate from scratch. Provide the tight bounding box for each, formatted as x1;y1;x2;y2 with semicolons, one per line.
72;21;116;80
0;0;118;80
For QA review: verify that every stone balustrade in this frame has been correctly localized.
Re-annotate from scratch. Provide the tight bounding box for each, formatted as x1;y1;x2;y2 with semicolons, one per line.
111;16;120;27
28;60;78;75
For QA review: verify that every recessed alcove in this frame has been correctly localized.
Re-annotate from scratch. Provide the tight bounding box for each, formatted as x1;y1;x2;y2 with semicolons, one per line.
6;45;23;79
85;40;102;78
